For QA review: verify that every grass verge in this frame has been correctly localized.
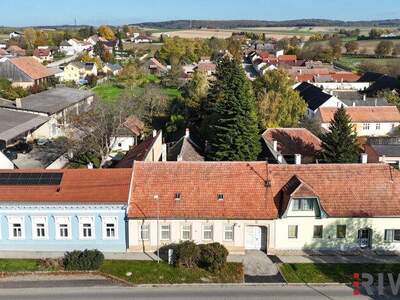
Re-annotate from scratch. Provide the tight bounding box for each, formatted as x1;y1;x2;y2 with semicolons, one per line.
100;260;243;284
0;259;43;272
279;263;400;283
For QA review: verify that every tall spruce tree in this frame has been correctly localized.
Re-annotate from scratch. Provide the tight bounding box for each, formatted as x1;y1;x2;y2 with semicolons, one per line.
319;106;360;163
205;58;261;161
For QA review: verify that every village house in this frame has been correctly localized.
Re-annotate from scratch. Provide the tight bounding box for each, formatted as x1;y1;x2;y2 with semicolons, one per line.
6;45;26;57
63;61;97;83
146;58;168;75
0;56;54;88
103;63;122;76
317;106;400;137
294;82;346;118
262;128;322;164
0;169;131;252
364;136;400;167
0;87;94;139
127;162;400;254
33;46;54;63
167;129;204;161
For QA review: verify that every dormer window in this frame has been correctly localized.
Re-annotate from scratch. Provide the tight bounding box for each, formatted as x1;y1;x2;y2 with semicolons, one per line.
175;192;181;201
217;193;224;201
292;198;314;211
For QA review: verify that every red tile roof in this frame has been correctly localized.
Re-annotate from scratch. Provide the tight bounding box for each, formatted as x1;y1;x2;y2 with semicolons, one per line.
124;116;144;136
128;162;277;219
318;106;400;123
0;169;132;203
330;72;360;82
33;48;51;58
9;57;53;80
278;55;297;62
128;162;400;219
268;164;400;217
262;128;322;156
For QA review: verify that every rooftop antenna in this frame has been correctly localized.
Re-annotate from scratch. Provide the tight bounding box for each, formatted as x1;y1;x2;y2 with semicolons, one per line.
189;19;192;30
74;17;77;27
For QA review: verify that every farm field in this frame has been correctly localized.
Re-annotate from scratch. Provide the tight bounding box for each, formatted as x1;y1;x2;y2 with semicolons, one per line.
152;29;233;39
336;55;400;71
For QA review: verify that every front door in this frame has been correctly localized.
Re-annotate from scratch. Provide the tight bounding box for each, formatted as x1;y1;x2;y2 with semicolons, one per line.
245;226;266;250
358;228;372;249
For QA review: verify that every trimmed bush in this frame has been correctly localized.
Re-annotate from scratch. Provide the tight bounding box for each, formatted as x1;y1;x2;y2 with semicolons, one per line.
63;249;104;271
174;241;200;269
199;243;228;272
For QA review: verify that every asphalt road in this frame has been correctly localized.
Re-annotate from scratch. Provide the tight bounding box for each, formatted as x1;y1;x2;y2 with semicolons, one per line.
0;285;396;300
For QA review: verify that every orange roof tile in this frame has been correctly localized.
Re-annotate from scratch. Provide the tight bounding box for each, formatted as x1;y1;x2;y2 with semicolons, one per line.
9;57;53;80
0;169;131;203
318;106;400;123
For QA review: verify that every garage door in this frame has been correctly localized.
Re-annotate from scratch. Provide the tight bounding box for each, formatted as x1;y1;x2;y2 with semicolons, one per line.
245;226;263;250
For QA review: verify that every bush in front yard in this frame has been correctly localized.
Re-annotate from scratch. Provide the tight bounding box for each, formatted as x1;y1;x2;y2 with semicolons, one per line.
174;241;200;269
63;249;104;271
199;243;228;272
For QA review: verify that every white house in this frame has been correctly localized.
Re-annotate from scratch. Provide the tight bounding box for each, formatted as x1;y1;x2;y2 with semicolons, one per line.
295;82;346;118
317;106;400;137
9;31;23;39
127;162;400;254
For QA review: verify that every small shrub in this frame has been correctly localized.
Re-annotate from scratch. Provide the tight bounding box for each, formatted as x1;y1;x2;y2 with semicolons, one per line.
199;243;228;272
174;241;200;269
38;258;64;271
63;249;104;271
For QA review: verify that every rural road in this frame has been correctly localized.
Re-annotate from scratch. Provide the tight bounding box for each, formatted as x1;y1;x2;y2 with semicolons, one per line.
0;285;396;300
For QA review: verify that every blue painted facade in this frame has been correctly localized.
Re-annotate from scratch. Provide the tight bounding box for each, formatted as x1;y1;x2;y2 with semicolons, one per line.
0;203;127;252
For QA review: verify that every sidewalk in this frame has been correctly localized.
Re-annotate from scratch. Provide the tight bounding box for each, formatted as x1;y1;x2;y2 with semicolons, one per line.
276;254;400;264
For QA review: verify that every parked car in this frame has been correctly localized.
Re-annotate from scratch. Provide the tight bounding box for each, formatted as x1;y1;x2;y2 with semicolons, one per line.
36;138;49;146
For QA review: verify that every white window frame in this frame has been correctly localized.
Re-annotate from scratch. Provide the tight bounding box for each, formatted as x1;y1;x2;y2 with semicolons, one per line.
181;224;192;241
292;199;314;211
202;224;214;241
101;216;118;240
55;216;72;240
376;123;381;130
288;225;298;239
32;216;49;240
363;123;370;131
160;224;171;241
78;216;95;240
140;223;150;241
7;216;25;240
223;224;234;241
385;229;400;242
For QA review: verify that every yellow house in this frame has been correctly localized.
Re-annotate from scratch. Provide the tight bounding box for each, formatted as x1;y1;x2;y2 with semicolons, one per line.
63;62;98;83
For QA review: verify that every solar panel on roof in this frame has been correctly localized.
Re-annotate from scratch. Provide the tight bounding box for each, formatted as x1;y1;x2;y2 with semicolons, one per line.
0;173;63;185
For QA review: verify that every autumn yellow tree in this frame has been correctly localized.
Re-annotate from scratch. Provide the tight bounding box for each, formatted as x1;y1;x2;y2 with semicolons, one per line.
98;25;115;40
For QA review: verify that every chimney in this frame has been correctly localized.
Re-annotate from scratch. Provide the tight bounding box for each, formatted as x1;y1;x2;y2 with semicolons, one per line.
295;154;302;165
398;160;400;170
152;129;157;138
15;98;22;108
177;154;183;162
272;140;278;152
353;102;356;107
360;153;368;164
363;94;367;101
277;154;284;164
185;128;190;138
87;162;94;169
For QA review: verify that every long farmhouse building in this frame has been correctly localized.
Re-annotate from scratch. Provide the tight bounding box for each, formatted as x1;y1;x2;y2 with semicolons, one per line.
0;162;398;254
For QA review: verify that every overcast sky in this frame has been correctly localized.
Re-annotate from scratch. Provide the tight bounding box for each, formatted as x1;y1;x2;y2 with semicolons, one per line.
2;0;400;27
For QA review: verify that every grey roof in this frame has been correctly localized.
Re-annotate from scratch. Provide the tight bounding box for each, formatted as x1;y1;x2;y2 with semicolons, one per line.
0;87;94;115
341;98;392;107
70;61;95;71
370;144;400;157
167;136;204;161
105;63;122;72
60;40;72;47
0;109;49;143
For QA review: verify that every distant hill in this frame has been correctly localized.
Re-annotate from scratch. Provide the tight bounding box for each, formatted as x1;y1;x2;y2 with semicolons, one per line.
134;19;400;29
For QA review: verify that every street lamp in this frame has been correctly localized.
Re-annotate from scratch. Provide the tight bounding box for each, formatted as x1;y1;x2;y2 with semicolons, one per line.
154;195;160;263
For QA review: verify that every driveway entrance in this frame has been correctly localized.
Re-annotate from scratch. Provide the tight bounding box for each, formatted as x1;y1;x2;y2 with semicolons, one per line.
243;250;284;283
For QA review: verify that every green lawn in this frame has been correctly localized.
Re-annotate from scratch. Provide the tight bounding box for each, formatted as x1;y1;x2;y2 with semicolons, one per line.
100;260;243;284
279;263;400;283
164;87;182;98
0;259;42;272
92;84;125;102
335;55;400;71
